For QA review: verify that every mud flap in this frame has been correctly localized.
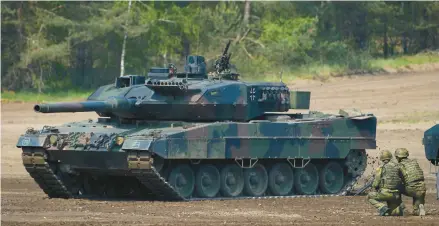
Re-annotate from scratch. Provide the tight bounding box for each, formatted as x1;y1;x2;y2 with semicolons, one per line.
22;151;46;166
127;151;152;169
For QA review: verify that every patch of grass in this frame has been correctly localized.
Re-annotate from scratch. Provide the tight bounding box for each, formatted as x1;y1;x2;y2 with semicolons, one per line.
242;64;345;83
242;52;439;83
1;90;93;103
380;111;439;124
371;53;439;69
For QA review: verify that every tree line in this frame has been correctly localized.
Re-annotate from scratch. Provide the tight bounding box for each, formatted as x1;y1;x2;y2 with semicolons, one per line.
1;1;439;92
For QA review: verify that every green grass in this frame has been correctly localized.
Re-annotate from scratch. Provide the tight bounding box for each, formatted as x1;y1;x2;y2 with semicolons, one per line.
1;90;92;103
242;52;439;83
370;53;439;69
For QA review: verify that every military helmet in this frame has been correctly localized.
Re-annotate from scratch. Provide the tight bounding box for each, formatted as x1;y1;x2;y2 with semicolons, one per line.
380;150;393;161
395;148;409;158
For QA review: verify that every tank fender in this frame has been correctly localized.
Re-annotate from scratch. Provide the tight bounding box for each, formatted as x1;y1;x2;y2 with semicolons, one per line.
121;138;167;159
349;115;375;120
16;135;47;148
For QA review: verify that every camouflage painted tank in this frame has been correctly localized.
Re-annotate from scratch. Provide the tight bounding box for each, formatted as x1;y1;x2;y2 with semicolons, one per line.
17;42;377;201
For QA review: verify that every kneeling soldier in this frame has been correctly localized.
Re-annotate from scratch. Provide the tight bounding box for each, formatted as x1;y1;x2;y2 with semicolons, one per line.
395;148;426;216
368;150;404;216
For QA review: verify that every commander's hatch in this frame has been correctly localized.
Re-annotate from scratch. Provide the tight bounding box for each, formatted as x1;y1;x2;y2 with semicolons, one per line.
115;75;146;88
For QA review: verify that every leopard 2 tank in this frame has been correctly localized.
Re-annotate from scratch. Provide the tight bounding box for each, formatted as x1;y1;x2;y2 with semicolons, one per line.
17;41;377;201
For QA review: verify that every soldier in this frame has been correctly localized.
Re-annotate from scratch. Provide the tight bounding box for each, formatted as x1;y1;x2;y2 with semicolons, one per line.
394;148;427;216
367;150;404;216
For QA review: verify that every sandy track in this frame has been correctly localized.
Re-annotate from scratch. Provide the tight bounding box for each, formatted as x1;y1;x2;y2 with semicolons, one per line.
2;71;439;225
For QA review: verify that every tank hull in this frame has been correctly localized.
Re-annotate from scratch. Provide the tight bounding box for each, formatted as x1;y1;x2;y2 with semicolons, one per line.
17;114;376;201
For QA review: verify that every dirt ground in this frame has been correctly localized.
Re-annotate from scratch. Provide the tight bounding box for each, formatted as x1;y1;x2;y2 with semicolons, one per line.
2;71;439;225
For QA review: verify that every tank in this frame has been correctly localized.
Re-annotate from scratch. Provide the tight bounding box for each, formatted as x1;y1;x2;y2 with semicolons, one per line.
422;124;439;199
17;41;377;201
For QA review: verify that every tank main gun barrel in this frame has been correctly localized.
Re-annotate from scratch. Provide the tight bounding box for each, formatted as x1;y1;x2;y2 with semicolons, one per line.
34;97;136;113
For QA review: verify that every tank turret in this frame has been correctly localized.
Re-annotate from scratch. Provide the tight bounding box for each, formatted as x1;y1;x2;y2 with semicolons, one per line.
34;83;309;122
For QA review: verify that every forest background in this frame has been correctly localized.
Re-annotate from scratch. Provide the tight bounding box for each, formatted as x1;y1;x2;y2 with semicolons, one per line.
2;1;439;101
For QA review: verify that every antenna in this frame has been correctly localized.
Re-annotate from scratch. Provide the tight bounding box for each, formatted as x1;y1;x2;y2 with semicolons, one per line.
120;0;133;77
197;4;201;54
280;70;283;83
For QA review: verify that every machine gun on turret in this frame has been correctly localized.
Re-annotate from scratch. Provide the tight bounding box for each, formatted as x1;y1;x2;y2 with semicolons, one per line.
215;40;232;74
211;40;239;80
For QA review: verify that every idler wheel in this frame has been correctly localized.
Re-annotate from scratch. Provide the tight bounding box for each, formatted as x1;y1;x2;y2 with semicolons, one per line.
220;164;244;197
294;162;319;195
195;164;220;198
345;149;367;177
168;164;195;198
243;163;268;197
319;161;345;194
268;162;294;196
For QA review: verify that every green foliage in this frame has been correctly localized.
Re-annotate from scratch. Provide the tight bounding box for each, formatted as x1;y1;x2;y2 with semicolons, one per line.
244;53;439;83
260;17;317;65
2;1;439;93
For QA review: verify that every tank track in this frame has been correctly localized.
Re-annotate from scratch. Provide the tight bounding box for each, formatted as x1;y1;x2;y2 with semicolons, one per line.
22;149;72;199
22;148;365;201
131;168;183;201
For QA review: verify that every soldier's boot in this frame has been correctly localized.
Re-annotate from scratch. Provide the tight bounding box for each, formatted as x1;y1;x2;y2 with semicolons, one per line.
389;203;405;216
418;204;426;216
379;206;390;216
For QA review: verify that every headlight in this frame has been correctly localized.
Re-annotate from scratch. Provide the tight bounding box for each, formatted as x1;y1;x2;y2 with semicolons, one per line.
49;135;58;145
116;136;125;146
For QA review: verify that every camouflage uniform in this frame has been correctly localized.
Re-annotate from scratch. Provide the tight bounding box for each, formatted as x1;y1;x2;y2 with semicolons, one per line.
395;148;426;216
367;151;404;216
367;150;404;216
